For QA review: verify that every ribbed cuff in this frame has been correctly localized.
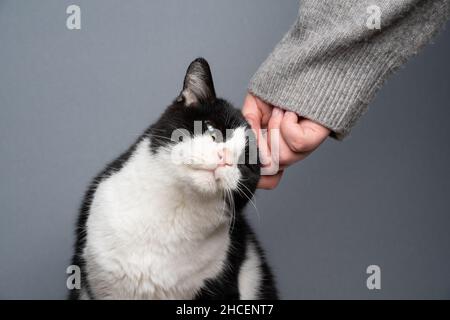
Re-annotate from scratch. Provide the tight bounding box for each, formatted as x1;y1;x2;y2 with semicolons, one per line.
249;43;402;140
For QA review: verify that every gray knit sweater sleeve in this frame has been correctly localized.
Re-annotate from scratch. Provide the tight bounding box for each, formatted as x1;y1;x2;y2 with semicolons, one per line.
249;0;450;139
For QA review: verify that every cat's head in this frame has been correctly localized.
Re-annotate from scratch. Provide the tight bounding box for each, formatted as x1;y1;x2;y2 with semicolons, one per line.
149;58;260;201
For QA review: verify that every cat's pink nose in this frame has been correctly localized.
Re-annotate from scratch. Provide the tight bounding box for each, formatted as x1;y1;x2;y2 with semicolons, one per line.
217;148;233;167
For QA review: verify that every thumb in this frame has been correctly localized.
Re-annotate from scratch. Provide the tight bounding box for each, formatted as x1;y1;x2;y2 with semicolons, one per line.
242;94;262;132
242;94;271;167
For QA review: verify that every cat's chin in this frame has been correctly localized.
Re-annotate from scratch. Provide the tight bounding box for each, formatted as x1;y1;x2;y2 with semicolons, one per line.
182;167;221;195
181;166;240;196
214;166;240;191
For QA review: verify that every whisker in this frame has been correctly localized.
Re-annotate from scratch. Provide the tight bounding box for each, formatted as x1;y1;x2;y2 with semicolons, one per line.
237;181;260;221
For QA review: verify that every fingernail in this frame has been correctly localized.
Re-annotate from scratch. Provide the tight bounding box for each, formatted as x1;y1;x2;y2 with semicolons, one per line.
272;108;282;117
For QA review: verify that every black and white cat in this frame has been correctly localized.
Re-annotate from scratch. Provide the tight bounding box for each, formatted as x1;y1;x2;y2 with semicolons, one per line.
70;58;278;300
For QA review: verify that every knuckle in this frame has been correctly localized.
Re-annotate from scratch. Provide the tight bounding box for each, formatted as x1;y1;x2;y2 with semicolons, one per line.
243;112;255;120
244;113;258;124
289;137;307;152
278;150;294;165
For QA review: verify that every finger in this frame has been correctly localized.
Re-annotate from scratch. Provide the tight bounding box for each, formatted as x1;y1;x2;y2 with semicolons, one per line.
257;171;284;190
299;117;331;140
242;94;262;133
280;112;329;153
257;129;272;168
242;94;274;167
278;148;307;167
242;94;273;130
262;107;285;170
267;107;283;151
267;107;300;168
253;96;272;129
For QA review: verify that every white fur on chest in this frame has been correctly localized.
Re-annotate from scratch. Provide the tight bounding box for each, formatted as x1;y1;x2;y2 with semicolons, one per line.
84;139;231;299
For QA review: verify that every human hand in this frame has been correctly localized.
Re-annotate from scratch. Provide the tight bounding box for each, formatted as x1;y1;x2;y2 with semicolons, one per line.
242;93;330;189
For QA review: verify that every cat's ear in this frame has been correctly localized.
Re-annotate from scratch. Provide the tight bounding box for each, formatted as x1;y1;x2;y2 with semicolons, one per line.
177;58;216;107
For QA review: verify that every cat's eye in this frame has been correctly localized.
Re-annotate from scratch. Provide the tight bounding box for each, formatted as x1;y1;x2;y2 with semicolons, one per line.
205;121;217;141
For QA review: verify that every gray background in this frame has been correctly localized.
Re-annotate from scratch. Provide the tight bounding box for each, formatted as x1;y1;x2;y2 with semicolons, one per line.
0;0;449;299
